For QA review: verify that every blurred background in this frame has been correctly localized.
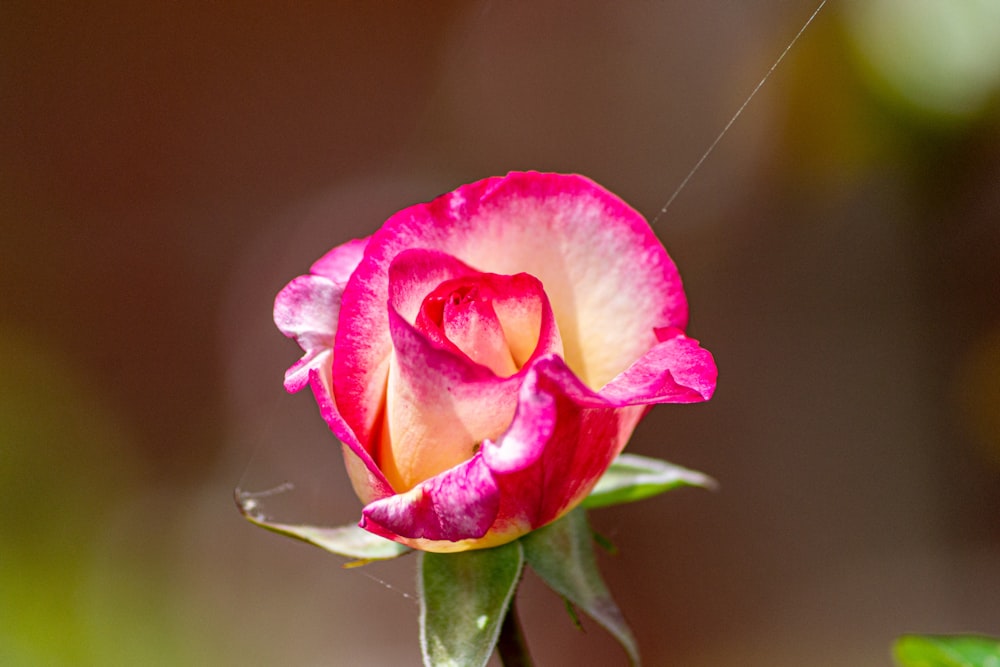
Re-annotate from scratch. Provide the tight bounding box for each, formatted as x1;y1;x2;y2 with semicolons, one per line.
3;1;999;665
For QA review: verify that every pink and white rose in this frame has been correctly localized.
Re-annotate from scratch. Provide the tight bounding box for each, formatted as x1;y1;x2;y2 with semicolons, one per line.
274;172;716;553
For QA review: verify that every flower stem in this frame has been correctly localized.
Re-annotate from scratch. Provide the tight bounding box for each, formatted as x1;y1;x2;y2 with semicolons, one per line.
497;601;533;667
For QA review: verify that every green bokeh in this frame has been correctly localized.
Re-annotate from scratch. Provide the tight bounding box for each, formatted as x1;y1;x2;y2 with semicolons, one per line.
0;332;209;665
846;0;1000;121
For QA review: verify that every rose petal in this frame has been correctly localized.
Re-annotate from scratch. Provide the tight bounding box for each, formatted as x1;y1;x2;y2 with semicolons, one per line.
334;172;688;445
386;248;481;325
479;370;556;474
309;236;369;283
273;275;340;392
306;367;394;505
360;455;500;545
491;274;563;369
370;354;630;551
274;237;395;504
486;348;712;536
436;283;518;377
275;237;369;393
487;356;626;530
598;328;718;404
413;270;562;376
357;332;714;551
379;306;520;493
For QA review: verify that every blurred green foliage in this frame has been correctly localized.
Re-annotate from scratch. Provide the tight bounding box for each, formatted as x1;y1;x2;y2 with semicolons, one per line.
0;332;211;665
895;635;1000;667
846;0;1000;121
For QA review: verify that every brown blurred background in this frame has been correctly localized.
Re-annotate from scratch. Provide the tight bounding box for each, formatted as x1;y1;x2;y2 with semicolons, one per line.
3;1;1000;665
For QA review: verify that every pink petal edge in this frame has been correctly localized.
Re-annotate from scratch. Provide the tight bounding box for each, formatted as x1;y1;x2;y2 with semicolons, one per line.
598;329;718;405
309;236;370;283
305;367;394;504
360;454;500;543
273;274;340;393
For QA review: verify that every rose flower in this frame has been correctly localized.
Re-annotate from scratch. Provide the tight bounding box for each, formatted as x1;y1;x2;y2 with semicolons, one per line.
274;172;717;553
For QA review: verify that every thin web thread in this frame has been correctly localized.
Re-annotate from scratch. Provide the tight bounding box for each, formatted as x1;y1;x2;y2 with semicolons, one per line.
650;0;827;227
361;570;419;605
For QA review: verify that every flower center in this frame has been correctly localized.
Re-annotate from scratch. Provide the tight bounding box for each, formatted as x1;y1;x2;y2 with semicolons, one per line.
418;280;519;378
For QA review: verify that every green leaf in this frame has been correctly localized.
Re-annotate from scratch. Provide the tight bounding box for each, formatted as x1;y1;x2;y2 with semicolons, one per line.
894;635;1000;667
522;508;640;665
582;453;715;509
419;541;524;667
235;488;410;563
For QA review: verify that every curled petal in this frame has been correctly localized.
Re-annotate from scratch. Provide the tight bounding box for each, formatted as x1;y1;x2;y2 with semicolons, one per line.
488;356;624;530
275;237;395;504
598;328;718;404
486;347;714;536
275;237;369;393
361;455;500;546
480;372;556;475
387;248;481;325
273;275;340;392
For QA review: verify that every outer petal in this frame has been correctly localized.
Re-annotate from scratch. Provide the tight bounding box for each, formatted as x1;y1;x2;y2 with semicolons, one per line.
479;371;556;475
274;236;370;393
273;275;340;393
598;327;718;404
309;236;369;283
334;172;688;446
306;368;394;505
487;356;627;534
485;344;717;536
360;455;500;550
473;331;717;547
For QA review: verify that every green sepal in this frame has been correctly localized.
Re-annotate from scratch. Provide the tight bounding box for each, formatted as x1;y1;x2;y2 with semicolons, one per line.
419;541;524;667
894;634;1000;667
235;489;410;564
582;453;715;509
522;508;640;665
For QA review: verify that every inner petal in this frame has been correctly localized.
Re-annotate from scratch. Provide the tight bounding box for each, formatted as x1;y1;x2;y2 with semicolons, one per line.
379;311;519;493
419;281;518;377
